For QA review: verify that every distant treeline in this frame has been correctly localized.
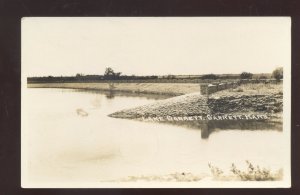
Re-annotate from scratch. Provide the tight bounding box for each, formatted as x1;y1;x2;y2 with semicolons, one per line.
27;73;272;84
28;75;159;83
28;66;283;84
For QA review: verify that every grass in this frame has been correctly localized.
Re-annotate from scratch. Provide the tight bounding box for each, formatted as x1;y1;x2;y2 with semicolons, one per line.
119;172;203;182
117;161;282;182
220;83;283;96
208;163;224;178
208;161;283;181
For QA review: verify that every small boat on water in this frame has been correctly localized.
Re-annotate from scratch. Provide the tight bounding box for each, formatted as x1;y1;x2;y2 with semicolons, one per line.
76;108;89;117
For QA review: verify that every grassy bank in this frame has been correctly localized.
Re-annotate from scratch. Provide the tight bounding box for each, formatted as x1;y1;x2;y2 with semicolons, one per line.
27;82;200;96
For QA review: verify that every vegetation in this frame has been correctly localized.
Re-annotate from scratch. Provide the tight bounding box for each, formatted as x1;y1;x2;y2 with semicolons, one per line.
208;161;283;181
121;172;203;182
272;67;283;81
166;74;176;79
259;75;268;80
104;67;122;80
27;74;159;83
240;72;253;79
27;67;278;84
76;73;84;77
202;74;218;80
227;83;282;94
208;163;224;178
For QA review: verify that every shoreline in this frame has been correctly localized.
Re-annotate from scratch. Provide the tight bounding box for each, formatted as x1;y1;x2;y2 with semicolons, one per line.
108;93;282;121
108;83;283;124
27;82;200;96
28;82;283;124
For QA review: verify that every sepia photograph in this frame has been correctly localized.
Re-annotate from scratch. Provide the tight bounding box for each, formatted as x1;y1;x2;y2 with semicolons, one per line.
21;17;291;188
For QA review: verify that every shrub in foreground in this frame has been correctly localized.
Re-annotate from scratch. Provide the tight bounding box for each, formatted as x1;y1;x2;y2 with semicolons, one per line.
208;161;283;181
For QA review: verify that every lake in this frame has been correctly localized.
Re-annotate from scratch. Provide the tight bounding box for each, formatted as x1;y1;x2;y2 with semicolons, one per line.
22;88;285;185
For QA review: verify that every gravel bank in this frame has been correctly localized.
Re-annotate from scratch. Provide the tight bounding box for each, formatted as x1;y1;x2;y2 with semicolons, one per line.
108;91;283;120
109;93;210;119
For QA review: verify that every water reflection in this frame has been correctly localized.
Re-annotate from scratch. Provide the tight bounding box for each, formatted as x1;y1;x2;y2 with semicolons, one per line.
70;88;283;139
24;88;286;184
106;90;115;99
70;88;173;100
61;88;283;140
157;119;282;139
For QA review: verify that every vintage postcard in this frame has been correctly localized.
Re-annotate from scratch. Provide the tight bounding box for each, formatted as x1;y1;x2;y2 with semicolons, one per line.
21;17;291;188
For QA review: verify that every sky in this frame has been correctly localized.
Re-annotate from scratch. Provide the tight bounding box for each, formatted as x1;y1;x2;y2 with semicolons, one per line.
22;17;291;77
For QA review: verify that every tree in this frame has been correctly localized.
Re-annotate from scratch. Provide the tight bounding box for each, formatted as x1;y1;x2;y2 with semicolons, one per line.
259;75;268;80
104;67;114;77
202;74;218;80
104;67;121;80
272;67;283;81
240;72;253;79
166;74;176;79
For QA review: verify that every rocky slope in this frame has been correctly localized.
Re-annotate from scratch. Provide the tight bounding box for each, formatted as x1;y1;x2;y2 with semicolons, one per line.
108;91;283;120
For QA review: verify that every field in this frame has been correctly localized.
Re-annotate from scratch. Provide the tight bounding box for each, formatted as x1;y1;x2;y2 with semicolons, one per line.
223;83;283;95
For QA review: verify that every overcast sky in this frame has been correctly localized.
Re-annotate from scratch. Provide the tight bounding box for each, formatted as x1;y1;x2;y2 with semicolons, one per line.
22;17;290;77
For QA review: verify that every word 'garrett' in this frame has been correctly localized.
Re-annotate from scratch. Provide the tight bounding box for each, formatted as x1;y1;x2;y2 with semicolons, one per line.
141;114;269;122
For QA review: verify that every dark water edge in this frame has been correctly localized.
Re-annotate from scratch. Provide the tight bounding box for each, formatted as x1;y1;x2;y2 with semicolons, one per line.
27;83;189;97
28;86;177;99
155;119;282;139
68;88;174;100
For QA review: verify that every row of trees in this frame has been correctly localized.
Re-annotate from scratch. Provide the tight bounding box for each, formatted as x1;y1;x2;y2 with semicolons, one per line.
200;67;283;81
28;67;283;83
79;67;283;81
75;68;158;80
240;67;283;81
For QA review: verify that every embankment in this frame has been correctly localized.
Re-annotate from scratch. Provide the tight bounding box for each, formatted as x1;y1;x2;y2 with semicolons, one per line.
109;84;283;122
109;92;209;119
27;82;200;96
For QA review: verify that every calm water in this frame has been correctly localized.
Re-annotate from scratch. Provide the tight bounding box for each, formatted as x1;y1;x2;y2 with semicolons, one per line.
22;88;285;183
